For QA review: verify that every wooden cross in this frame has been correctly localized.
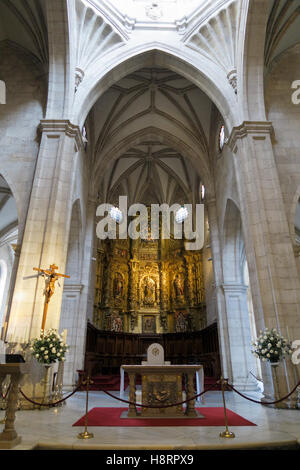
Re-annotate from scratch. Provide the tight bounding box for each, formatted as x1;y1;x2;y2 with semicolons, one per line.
33;264;70;331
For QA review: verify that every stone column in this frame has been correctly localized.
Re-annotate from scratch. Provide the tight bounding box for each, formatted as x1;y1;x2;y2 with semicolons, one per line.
206;198;232;382
60;284;83;389
222;283;257;390
228;121;300;406
87;199;101;324
6;120;84;341
67;197;98;389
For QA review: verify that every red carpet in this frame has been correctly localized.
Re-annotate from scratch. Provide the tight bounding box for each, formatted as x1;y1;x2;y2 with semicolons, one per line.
73;407;256;427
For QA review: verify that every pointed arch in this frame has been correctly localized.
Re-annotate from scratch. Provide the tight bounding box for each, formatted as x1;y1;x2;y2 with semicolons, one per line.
73;46;237;130
237;0;269;120
222;198;244;284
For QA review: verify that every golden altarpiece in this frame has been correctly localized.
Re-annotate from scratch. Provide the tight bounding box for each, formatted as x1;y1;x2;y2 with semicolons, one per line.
93;213;206;334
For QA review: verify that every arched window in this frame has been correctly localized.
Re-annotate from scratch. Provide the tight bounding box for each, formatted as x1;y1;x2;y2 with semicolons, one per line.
218;125;225;152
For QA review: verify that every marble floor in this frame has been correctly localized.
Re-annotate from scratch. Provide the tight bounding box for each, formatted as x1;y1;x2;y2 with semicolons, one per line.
1;387;300;450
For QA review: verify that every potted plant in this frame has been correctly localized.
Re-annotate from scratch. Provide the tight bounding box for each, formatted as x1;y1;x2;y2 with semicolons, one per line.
251;328;293;366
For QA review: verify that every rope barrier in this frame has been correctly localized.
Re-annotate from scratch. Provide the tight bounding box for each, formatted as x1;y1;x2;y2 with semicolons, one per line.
19;385;81;407
18;380;219;409
102;382;219;409
249;371;261;382
15;375;300;409
227;380;300;405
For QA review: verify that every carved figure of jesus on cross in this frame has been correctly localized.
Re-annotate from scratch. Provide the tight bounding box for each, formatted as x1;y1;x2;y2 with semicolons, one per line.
33;264;70;332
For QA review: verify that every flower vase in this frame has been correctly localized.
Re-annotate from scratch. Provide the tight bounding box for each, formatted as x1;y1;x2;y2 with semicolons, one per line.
41;364;52;407
269;361;284;408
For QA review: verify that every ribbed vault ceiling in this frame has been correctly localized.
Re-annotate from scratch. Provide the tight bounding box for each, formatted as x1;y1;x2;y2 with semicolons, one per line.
266;0;300;65
93;67;211;206
0;0;48;64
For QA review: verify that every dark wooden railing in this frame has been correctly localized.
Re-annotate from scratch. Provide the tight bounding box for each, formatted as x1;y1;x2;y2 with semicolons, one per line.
82;322;221;379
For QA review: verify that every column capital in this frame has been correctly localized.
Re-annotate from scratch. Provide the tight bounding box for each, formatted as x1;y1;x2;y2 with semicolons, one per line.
228;121;274;151
38;119;84;151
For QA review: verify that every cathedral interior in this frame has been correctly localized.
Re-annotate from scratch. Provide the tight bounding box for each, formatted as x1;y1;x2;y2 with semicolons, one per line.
0;0;300;452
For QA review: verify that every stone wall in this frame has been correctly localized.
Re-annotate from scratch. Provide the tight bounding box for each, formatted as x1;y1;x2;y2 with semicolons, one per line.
265;44;300;280
0;44;46;240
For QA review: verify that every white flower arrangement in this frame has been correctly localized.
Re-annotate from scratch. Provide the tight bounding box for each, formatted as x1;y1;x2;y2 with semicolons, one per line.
251;328;293;364
31;329;68;365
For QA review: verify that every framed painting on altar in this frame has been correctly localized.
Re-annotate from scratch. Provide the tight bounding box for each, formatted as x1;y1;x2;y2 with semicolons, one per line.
142;315;156;334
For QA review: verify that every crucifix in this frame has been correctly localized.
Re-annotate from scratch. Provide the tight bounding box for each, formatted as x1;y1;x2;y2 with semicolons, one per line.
33;264;70;331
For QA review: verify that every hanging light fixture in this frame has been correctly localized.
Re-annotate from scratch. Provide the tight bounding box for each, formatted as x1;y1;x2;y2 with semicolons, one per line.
175;206;189;223
110;206;123;223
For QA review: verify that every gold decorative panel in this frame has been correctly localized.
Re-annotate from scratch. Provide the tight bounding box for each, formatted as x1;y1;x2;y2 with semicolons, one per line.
93;217;206;333
141;374;182;417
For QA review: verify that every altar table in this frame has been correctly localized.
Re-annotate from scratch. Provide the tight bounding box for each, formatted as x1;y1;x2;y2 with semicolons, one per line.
121;364;204;418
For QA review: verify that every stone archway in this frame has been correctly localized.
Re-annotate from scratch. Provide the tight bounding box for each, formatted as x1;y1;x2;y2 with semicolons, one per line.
73;47;237;131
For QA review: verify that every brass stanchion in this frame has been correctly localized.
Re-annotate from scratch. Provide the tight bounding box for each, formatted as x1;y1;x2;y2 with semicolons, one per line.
219;377;235;439
0;416;5;425
78;375;94;440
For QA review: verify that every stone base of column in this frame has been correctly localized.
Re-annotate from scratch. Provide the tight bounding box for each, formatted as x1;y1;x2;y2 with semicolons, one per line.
262;389;299;409
261;396;298;409
0;434;21;449
231;379;260;392
287;394;300;409
261;365;300;409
